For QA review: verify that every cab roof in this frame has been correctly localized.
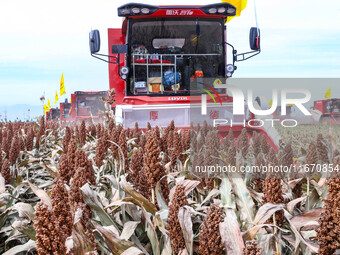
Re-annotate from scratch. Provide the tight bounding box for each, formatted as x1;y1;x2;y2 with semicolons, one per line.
118;3;236;19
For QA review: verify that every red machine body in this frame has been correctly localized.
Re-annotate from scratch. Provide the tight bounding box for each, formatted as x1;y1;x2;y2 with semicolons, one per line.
101;3;279;149
68;91;108;121
45;111;51;121
46;108;60;121
313;98;340;124
60;100;73;121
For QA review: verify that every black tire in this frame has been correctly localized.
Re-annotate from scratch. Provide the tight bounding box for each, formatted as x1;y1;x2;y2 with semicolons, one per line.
320;116;330;125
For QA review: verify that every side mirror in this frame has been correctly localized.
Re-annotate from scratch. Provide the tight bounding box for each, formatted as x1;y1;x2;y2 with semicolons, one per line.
112;44;128;54
249;27;260;51
89;30;100;54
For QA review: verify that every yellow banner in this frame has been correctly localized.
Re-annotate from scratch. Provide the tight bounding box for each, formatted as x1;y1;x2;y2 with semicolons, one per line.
222;0;248;23
324;88;331;98
60;73;66;96
44;104;50;114
55;91;59;104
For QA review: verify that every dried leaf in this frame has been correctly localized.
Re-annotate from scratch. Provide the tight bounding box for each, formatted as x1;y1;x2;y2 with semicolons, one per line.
178;207;193;255
220;177;236;209
121;247;144;255
284;210;319;253
120;178;158;215
231;175;255;225
200;189;220;206
219;208;244;255
289;208;322;231
0;175;5;193
287;196;307;214
93;221;136;255
169;178;200;201
120;221;140;240
253;203;284;225
243;224;288;241
13;203;35;220
28;181;52;209
80;183;119;229
2;239;35;255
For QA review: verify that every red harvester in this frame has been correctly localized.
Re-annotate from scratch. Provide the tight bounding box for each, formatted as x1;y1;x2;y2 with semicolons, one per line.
89;2;281;149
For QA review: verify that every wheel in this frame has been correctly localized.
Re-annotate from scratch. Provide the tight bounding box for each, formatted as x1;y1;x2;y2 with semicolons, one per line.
320;116;330;125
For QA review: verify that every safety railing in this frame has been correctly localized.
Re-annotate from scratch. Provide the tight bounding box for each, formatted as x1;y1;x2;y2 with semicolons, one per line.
131;53;219;95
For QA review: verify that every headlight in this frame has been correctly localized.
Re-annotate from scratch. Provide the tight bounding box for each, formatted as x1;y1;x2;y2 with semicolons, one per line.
208;8;217;14
226;72;233;78
218;7;226;13
121;8;130;15
120;66;129;75
226;64;235;73
227;7;236;14
132;8;140;14
121;74;127;80
141;8;150;14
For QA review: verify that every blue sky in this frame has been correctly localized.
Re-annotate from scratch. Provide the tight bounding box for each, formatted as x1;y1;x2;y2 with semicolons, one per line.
0;0;339;116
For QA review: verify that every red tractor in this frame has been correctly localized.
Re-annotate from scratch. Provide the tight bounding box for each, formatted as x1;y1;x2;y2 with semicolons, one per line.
60;99;72;121
45;108;60;121
89;3;281;149
311;98;340;124
68;91;108;122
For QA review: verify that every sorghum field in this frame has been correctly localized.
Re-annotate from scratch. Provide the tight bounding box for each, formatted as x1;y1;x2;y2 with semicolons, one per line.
0;117;340;254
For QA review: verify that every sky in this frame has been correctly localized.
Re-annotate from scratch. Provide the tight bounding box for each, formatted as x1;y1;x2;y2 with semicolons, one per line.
0;0;340;117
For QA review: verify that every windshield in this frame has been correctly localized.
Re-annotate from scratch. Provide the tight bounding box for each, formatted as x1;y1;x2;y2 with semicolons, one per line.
332;99;340;113
51;109;60;120
77;95;106;116
62;104;71;119
128;19;225;96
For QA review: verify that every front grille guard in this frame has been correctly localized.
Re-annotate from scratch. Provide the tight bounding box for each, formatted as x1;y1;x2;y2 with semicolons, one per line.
131;53;220;95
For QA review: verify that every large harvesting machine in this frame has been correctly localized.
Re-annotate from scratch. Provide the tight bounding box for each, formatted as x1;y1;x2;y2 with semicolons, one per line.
68;91;108;121
45;108;60;121
89;2;281;149
311;98;340;124
60;99;72;121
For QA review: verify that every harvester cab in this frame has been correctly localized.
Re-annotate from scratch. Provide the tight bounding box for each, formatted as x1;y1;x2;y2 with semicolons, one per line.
88;3;280;149
70;91;108;121
60;99;72;121
312;98;340;124
45;110;51;121
50;108;60;121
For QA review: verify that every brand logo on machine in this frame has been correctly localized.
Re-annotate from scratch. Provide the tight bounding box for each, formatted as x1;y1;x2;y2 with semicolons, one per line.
168;97;188;101
150;111;159;121
166;10;194;16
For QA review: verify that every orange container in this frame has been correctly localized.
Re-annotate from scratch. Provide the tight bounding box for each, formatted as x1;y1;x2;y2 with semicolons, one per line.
149;77;163;92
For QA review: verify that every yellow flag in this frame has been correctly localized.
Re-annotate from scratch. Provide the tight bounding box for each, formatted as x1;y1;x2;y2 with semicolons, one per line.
70;97;72;103
324;88;331;98
55;91;59;104
60;73;66;96
44;104;50;113
268;99;273;106
222;0;248;23
288;98;295;106
48;99;51;108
